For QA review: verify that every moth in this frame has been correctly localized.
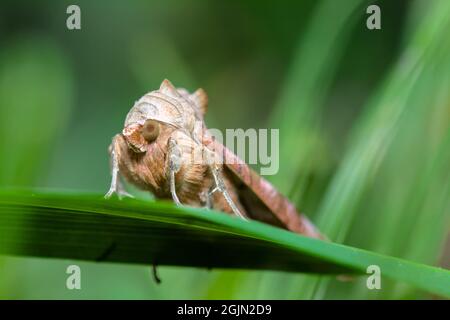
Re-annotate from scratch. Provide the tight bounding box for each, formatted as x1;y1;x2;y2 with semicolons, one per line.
105;79;323;239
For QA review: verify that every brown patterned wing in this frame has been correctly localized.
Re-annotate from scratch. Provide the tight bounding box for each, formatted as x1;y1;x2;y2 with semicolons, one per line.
207;138;324;239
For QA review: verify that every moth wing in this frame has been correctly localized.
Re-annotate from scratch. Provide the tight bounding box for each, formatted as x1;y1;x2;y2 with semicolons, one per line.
207;138;322;238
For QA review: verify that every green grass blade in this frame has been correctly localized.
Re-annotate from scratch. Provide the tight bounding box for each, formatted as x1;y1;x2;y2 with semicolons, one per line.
0;190;449;297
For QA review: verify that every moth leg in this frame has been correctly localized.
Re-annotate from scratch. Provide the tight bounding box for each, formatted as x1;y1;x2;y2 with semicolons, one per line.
105;138;120;198
105;135;133;199
116;179;133;198
209;165;248;221
199;189;212;209
168;137;182;206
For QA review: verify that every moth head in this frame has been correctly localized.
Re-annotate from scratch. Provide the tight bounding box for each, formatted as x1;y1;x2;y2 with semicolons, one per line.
122;93;166;153
122;119;161;153
122;79;206;151
124;82;182;131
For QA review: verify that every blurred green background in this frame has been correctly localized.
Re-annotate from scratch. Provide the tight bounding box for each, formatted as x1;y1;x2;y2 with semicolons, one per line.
0;0;449;299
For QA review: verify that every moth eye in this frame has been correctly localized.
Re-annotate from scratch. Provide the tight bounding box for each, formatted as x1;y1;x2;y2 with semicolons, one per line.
141;119;160;143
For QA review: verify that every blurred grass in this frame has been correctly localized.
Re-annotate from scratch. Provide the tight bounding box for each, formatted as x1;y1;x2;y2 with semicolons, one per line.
0;37;73;186
318;0;450;299
258;0;367;299
0;36;74;298
224;0;450;299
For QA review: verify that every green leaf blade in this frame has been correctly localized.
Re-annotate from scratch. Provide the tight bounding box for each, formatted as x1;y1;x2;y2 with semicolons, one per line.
0;190;449;298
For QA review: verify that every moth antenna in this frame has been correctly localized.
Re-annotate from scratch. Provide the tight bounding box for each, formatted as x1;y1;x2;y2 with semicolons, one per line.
210;166;248;221
168;137;182;206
